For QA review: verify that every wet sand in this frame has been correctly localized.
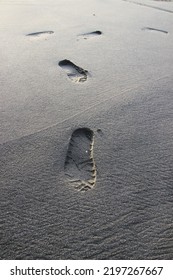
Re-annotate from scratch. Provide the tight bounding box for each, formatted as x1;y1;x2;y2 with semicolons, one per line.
0;0;173;259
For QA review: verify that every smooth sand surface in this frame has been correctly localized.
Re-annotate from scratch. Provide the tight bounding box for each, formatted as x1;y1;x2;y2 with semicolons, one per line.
0;0;173;259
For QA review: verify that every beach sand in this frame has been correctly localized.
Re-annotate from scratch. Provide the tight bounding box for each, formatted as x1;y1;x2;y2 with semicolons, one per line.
0;0;173;259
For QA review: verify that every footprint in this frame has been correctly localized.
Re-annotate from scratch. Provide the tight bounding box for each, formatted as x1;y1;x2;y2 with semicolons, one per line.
64;128;96;191
142;27;168;34
78;30;102;40
58;60;88;83
123;0;173;13
26;31;54;39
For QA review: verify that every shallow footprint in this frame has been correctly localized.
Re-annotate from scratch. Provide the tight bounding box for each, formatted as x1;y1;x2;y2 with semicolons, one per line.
64;128;96;191
26;31;54;40
59;60;88;83
78;30;102;40
142;27;168;34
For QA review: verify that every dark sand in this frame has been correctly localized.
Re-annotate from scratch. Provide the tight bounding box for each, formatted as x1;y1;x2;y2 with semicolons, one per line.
0;0;173;259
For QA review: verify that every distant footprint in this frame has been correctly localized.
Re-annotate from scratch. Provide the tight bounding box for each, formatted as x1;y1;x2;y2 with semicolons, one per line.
64;128;96;191
142;27;168;34
26;31;54;39
78;30;102;40
123;0;173;13
59;60;88;83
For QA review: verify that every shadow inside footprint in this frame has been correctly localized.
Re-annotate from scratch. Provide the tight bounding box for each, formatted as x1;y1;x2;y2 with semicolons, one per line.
26;31;54;38
59;60;88;83
78;30;102;39
64;128;96;191
142;27;168;34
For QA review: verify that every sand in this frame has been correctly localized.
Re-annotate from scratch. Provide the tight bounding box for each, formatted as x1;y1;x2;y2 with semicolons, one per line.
0;0;173;259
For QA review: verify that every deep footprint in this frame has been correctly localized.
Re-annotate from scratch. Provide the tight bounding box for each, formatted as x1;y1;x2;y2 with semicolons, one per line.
59;60;88;83
142;27;168;34
64;128;96;191
26;31;54;37
78;30;102;39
